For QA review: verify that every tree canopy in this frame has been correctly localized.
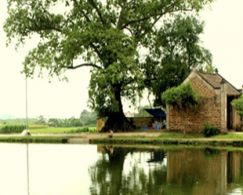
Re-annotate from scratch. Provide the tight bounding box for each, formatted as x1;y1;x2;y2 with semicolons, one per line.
4;0;213;131
142;16;212;106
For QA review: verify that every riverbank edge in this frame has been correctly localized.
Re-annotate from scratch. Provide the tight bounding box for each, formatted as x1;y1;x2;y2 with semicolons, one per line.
0;136;69;143
89;137;243;147
1;133;243;147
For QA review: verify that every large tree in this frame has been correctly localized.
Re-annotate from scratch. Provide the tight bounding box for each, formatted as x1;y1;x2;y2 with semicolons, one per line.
142;16;213;106
4;0;213;131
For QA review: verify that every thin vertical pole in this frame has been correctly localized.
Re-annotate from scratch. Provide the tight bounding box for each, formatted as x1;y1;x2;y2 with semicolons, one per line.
25;77;29;131
26;144;30;195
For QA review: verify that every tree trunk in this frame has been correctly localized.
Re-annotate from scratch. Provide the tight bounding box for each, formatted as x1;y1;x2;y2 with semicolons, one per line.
101;84;135;132
241;116;243;131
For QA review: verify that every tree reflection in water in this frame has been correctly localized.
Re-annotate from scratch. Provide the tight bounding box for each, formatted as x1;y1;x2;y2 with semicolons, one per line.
89;146;243;195
89;146;166;195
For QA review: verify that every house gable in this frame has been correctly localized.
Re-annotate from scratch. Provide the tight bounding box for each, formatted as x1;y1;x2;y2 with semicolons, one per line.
185;70;240;97
184;70;217;98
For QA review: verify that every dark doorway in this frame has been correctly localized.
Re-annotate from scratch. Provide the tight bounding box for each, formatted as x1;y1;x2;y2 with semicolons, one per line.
227;96;235;130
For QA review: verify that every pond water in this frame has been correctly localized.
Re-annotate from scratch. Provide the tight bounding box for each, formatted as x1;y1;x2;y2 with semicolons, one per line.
1;143;243;195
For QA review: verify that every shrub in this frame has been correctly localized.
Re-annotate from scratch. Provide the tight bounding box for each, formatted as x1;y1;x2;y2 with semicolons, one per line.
0;125;26;134
68;127;96;133
232;96;243;130
161;83;200;108
232;96;243;117
204;147;220;157
203;123;220;137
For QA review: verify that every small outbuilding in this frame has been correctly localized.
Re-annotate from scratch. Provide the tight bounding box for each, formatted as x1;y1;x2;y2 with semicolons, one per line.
166;70;242;132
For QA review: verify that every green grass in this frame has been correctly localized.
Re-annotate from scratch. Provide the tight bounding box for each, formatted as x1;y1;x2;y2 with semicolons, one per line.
29;126;96;134
214;132;243;139
0;130;243;146
158;132;203;139
90;131;243;147
0;123;96;134
157;131;243;140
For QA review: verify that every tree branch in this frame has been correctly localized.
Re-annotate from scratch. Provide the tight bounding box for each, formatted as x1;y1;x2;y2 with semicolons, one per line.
67;63;102;70
122;0;192;29
116;0;127;29
72;0;92;23
88;0;106;25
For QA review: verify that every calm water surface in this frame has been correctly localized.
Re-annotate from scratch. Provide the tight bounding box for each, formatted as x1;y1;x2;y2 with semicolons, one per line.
1;143;243;195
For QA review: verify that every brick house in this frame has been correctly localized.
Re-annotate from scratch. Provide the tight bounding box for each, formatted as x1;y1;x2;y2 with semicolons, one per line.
166;70;242;132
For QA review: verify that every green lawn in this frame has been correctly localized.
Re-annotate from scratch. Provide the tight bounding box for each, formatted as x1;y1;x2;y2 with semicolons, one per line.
29;126;96;134
158;132;204;139
214;132;243;139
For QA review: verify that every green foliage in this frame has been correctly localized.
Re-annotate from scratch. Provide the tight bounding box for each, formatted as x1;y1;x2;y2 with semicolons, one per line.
80;110;97;126
48;117;83;127
231;96;243;117
36;115;47;125
4;0;213;120
161;83;200;108
203;123;220;137
69;127;96;133
0;125;26;134
142;16;213;106
47;110;96;127
199;64;218;74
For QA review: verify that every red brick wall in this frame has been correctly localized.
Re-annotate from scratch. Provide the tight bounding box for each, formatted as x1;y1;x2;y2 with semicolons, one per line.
168;75;221;132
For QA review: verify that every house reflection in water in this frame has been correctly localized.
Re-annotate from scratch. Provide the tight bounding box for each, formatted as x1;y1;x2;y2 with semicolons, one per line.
227;151;243;190
167;149;227;195
91;147;243;195
163;149;243;195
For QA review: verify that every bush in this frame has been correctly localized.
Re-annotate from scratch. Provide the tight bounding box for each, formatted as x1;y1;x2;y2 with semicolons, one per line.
203;123;220;137
161;83;200;108
0;125;26;134
232;96;243;129
231;96;243;117
68;127;96;133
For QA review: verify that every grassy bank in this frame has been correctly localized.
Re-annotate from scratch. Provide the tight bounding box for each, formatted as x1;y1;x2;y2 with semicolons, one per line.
0;131;243;146
0;135;69;143
29;126;96;134
90;132;243;147
90;137;243;147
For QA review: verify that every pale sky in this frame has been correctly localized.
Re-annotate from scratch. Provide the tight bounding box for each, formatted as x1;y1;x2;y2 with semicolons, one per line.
0;0;243;118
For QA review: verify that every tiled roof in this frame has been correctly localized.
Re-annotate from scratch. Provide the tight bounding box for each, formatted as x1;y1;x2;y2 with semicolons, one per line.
197;71;240;95
198;72;223;89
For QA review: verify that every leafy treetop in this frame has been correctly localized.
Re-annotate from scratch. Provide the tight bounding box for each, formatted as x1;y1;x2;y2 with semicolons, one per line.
142;15;213;106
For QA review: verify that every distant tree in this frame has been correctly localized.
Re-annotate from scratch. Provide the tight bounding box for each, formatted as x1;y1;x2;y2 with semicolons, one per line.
36;115;46;125
200;64;218;74
48;117;83;127
80;109;97;126
4;0;213;131
48;118;60;127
